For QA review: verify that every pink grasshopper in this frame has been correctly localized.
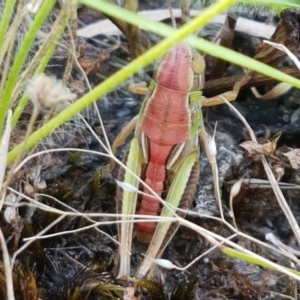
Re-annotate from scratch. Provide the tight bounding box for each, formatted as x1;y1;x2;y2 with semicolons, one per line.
114;43;229;279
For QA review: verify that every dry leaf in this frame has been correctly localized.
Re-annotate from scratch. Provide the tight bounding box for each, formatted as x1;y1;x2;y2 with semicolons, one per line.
240;133;280;157
4;194;19;225
240;140;276;156
282;148;300;169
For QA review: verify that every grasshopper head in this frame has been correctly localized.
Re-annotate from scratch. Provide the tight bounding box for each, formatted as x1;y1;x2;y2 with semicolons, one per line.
155;44;205;92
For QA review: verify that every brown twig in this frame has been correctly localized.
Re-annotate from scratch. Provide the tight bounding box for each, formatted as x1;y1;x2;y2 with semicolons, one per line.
203;66;300;97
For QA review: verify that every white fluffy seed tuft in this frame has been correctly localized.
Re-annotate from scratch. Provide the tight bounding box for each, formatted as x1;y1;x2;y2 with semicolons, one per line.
230;177;243;199
115;180;140;193
152;258;178;269
26;74;76;109
208;134;217;158
26;0;43;13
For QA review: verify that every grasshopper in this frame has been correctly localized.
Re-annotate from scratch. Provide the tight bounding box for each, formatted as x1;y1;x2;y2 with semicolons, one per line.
115;44;205;279
114;43;233;279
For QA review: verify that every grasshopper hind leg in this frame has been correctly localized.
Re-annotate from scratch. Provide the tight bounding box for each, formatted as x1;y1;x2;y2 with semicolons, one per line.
116;137;143;279
135;150;200;279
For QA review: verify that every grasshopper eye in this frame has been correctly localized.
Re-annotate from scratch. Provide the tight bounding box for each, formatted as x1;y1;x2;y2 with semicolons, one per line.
190;50;205;91
191;50;205;75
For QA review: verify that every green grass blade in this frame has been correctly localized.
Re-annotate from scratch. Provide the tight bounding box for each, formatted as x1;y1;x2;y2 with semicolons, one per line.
222;245;300;279
0;0;56;136
136;151;199;278
11;1;75;128
0;0;16;52
7;0;233;165
117;137;143;278
82;0;300;88
237;0;300;10
7;0;300;164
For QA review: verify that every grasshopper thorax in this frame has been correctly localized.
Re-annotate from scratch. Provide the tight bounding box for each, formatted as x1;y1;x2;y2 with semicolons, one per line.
155;44;205;92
